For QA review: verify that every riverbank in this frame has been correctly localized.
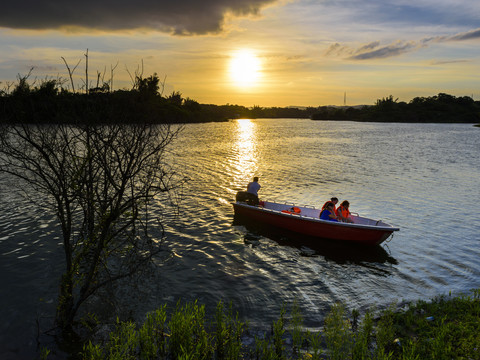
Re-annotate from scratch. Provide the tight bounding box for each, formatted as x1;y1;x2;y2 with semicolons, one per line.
74;289;480;359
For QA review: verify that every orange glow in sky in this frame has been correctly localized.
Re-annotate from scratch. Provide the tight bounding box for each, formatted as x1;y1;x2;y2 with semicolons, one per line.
0;1;479;107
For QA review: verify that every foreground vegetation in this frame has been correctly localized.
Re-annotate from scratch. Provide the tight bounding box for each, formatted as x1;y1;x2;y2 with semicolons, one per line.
71;289;480;359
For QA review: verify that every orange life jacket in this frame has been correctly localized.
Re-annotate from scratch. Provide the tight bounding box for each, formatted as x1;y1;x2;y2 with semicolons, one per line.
338;206;350;219
322;202;338;215
281;206;301;215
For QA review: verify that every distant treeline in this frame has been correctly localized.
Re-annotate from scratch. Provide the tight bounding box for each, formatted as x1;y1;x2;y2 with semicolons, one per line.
189;94;480;123
311;94;480;123
1;72;479;123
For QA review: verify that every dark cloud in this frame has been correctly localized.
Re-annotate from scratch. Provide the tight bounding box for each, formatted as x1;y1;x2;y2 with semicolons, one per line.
0;0;278;34
348;41;417;60
449;28;480;41
355;41;380;54
325;41;419;60
423;28;480;43
326;27;480;61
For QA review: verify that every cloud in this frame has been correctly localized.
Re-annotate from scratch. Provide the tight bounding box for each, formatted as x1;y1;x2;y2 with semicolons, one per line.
430;59;468;65
0;0;279;35
348;41;419;60
355;41;381;53
325;40;419;60
449;28;480;41
423;27;480;43
325;27;480;61
324;43;350;57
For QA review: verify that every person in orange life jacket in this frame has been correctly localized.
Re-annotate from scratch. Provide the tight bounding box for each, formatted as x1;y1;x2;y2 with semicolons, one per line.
319;201;339;222
322;197;338;215
337;200;353;223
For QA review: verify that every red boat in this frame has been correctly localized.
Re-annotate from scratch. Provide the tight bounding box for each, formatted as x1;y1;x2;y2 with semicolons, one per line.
232;195;399;246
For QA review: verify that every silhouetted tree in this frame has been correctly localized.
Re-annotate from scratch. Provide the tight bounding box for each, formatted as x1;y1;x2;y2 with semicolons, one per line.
167;91;183;106
0;120;184;333
138;73;160;97
183;98;201;112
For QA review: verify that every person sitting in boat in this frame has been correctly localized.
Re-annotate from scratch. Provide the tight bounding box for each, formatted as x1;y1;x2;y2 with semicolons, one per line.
337;200;354;223
319;201;339;222
246;176;261;205
322;197;338;215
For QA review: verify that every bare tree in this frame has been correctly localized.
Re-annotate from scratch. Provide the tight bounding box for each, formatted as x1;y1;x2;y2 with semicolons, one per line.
110;61;119;92
61;57;82;94
0;121;184;332
84;49;89;94
126;59;145;90
159;74;167;96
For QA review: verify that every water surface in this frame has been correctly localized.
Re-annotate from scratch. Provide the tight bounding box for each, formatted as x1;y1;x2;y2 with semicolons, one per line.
1;119;479;357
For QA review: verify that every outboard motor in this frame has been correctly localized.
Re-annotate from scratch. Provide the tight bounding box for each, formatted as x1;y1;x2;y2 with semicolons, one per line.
235;191;259;205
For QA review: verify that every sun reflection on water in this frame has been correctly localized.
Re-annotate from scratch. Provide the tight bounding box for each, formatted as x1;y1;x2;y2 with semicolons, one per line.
231;119;258;188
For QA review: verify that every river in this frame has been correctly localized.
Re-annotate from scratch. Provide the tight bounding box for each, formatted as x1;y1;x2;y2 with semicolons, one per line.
1;119;479;358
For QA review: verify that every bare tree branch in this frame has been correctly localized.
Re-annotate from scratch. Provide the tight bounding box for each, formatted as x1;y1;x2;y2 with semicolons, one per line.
0;120;184;333
110;62;119;92
61;57;82;94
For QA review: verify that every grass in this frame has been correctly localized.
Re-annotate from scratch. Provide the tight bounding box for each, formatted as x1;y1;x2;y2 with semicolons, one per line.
77;289;479;359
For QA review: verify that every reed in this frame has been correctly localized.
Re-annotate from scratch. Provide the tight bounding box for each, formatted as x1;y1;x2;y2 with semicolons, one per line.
80;289;479;360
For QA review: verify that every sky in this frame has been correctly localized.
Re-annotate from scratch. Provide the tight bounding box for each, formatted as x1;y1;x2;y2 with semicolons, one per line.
0;0;479;107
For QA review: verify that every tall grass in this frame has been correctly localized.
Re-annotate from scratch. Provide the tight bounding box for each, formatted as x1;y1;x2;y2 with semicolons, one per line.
215;301;246;360
80;289;479;359
168;301;212;359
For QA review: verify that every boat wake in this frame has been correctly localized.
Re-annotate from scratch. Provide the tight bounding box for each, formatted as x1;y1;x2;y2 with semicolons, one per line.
233;215;398;266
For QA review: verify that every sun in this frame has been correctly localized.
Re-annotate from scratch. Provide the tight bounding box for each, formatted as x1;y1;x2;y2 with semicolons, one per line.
229;49;262;87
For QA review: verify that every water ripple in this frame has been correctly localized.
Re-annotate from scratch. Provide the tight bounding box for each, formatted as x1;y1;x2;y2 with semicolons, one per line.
2;120;480;356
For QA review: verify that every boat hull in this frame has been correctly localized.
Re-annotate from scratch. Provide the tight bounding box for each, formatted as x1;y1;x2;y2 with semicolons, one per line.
233;202;398;246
